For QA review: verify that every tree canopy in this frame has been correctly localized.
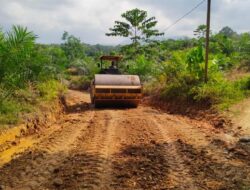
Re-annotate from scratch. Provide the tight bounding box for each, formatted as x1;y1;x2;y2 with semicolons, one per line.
106;8;164;44
61;31;85;62
219;26;237;38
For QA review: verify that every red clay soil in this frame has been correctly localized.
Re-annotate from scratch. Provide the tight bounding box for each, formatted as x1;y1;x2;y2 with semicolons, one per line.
0;90;249;190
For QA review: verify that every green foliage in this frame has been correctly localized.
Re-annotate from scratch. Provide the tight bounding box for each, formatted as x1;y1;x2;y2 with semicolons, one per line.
161;38;196;51
37;80;66;101
212;54;232;70
68;57;98;78
126;55;155;81
158;51;187;81
238;33;250;61
0;25;68;125
85;43;120;57
194;24;207;40
211;33;234;56
158;65;249;109
192;79;245;107
191;76;250;109
0;25;37;88
68;76;91;90
0;85;35;124
186;45;204;79
0;80;65;125
0;22;249;124
142;38;249;110
0;26;66;90
105;22;250;110
161;73;198;101
106;8;164;44
60;31;97;90
219;26;237;38
32;44;68;81
234;76;250;92
61;31;85;62
0;98;20;124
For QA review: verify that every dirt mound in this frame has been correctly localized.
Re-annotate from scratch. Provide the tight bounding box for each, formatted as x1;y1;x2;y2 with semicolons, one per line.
143;96;232;130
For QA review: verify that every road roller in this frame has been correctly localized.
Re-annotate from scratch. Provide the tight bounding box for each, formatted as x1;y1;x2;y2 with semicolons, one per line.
90;55;142;107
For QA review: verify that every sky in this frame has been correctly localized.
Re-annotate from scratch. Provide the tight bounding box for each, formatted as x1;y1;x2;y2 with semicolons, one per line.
0;0;249;45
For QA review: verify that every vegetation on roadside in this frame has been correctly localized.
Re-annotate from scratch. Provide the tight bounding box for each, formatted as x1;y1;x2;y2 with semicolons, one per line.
1;8;250;125
106;11;250;110
107;9;250;110
0;26;66;125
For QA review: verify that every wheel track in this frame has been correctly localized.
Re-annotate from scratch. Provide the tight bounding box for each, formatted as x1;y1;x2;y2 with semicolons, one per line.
151;117;198;190
110;108;170;189
47;109;118;189
152;114;250;189
1;91;250;190
0;110;95;190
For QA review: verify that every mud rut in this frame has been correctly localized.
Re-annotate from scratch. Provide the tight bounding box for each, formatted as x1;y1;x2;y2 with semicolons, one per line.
0;90;250;190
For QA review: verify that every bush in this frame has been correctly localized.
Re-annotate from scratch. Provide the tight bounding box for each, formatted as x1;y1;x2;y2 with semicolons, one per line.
127;55;156;81
192;80;245;107
234;76;250;91
0;99;20;124
37;80;66;101
144;46;250;110
0;80;66;125
69;76;91;90
161;73;198;101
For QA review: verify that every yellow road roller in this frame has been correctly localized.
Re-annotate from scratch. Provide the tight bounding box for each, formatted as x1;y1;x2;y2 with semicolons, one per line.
90;56;142;107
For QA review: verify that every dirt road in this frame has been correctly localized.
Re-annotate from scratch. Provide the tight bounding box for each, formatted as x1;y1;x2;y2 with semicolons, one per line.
229;98;250;135
0;90;249;190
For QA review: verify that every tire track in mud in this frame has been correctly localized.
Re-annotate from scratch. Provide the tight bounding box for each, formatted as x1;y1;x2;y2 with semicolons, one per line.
46;109;118;189
152;112;250;190
151;117;198;190
110;108;170;189
1;91;250;190
0;111;95;190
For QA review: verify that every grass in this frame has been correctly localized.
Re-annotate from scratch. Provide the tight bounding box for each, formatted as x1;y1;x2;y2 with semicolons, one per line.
37;80;66;101
0;80;66;125
145;73;250;111
193;80;247;110
0;99;20;125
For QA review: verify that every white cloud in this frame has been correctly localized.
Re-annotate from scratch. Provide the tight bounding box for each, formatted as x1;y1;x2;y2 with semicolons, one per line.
0;0;249;45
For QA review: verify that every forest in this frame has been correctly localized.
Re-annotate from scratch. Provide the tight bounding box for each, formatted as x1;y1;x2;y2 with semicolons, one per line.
0;9;250;125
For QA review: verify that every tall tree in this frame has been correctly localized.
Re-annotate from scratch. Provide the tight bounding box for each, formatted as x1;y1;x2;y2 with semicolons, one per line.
194;25;207;40
61;31;85;62
106;8;164;44
219;26;237;38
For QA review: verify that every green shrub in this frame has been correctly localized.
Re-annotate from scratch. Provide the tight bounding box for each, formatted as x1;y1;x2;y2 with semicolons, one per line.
234;76;250;91
160;73;198;101
37;80;66;101
69;75;91;90
194;81;244;102
147;48;249;110
0;98;20;124
127;55;156;81
186;45;204;78
13;87;37;104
